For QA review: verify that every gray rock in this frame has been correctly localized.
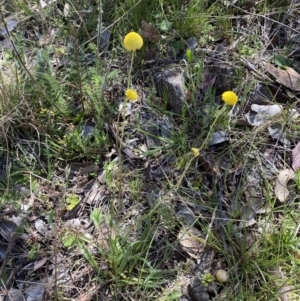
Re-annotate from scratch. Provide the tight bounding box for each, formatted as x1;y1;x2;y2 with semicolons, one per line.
0;19;18;37
182;37;198;60
207;281;219;295
188;277;210;301
99;28;111;51
186;37;198;50
81;125;95;138
153;68;186;114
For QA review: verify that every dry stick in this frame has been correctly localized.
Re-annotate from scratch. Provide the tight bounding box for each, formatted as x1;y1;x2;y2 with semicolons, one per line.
0;70;18;194
1;122;11;196
53;223;59;301
204;205;218;246
72;1;92;42
5;259;23;289
116;50;136;210
0;15;61;112
0;232;17;280
287;46;300;58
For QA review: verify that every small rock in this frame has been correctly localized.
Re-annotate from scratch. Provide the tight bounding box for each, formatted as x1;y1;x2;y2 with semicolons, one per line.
208;130;229;146
153;67;186;114
0;218;18;242
144;122;161;148
186;37;198;50
182;37;198;60
25;282;45;301
81;125;95;138
207;281;219;295
188;277;209;301
99;28;111;51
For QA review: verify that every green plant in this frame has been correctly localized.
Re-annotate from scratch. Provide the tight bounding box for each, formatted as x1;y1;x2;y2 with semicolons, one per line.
296;171;300;191
202;273;214;286
1;0;300;300
28;243;40;259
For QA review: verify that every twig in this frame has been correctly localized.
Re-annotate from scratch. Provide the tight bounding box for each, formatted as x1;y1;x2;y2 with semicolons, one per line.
0;232;17;280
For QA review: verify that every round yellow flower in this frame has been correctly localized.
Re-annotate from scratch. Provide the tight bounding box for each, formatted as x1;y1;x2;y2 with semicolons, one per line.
191;147;199;157
221;91;238;106
125;89;138;101
123;32;143;51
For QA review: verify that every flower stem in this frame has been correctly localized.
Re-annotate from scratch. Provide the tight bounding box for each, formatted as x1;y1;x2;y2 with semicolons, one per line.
127;51;135;88
116;50;136;207
197;106;227;151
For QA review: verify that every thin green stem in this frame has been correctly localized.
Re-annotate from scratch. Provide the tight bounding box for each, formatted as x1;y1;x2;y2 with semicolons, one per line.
116;50;136;210
174;106;229;191
127;51;135;88
197;106;227;151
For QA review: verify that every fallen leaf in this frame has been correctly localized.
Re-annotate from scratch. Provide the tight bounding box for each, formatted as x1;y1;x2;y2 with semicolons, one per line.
139;20;161;42
0;218;18;242
266;63;300;91
64;219;80;229
63;3;70;17
62;231;76;247
35;219;48;236
70;162;99;175
245;104;282;126
5;288;24;301
239;217;257;229
208;130;229;146
272;54;290;69
274;169;296;202
245;111;265;126
292;142;300;172
25;282;45;301
33;257;48;271
290;108;300;119
251;104;282;115
241;205;255;221
0;19;18;37
39;0;57;9
178;226;205;259
268;123;291;147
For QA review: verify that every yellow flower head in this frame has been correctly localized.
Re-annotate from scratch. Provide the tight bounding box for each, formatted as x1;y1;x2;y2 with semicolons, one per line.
221;91;238;106
125;89;138;101
124;32;143;51
191;147;199;157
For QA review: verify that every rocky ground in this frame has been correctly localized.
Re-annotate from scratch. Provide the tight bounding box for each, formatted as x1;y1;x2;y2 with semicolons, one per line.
1;1;300;301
